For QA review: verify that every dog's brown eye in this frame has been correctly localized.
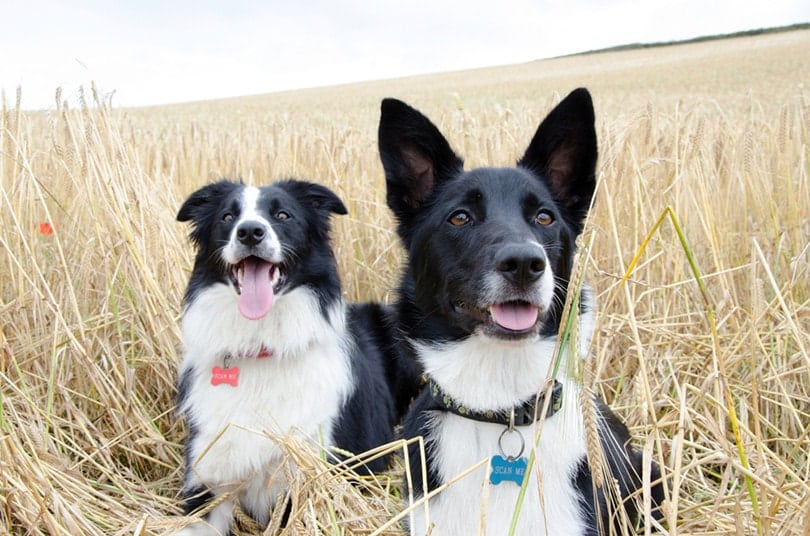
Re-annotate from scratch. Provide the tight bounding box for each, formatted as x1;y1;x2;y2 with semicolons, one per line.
448;210;471;227
275;211;290;221
535;210;554;226
222;213;234;223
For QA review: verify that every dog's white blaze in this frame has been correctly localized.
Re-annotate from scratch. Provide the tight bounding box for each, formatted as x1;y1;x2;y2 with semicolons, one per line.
410;288;596;535
240;185;262;221
221;185;282;265
178;286;353;534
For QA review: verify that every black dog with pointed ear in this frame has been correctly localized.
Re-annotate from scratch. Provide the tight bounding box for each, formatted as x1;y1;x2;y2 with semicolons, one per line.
378;89;663;535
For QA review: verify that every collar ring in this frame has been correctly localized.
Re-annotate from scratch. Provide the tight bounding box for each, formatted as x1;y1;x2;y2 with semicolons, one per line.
498;426;525;461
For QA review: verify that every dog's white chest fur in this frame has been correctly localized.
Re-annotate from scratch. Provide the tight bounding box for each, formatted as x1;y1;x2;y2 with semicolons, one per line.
410;389;588;535
410;316;593;535
179;285;353;510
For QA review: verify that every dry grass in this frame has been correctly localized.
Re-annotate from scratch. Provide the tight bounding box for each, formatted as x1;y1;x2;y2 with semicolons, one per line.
1;29;809;535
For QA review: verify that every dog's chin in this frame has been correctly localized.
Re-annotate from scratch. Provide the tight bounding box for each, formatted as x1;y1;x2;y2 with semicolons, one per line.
480;322;541;341
452;301;544;341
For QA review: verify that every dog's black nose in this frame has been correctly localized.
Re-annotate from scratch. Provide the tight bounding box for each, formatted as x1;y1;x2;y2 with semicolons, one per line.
236;221;266;246
495;243;546;285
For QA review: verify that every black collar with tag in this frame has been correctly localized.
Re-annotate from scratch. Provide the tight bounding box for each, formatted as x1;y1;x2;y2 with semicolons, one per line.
428;380;563;426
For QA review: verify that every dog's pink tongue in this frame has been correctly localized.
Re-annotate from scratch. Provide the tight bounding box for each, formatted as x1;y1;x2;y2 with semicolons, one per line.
238;258;275;320
490;303;539;331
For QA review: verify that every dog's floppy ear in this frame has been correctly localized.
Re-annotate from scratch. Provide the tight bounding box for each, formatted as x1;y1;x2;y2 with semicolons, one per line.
177;179;240;223
518;88;597;233
283;180;348;216
378;99;463;225
177;179;241;249
279;180;347;246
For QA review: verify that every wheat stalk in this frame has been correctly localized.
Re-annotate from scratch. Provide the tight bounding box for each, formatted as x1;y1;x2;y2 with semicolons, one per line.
1;29;809;535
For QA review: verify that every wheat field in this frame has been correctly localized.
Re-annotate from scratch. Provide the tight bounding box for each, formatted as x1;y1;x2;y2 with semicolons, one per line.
1;28;808;535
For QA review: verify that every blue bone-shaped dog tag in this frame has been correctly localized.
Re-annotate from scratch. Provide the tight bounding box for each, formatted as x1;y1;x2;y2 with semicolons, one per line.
489;455;527;486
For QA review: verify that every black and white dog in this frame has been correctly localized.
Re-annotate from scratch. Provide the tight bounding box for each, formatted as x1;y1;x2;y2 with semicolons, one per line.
378;89;664;534
175;179;400;535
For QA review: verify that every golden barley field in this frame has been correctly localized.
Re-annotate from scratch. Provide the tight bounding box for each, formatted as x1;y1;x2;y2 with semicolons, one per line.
1;28;809;535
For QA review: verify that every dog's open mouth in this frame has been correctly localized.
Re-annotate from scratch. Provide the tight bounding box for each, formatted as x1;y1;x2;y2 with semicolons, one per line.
230;256;285;320
489;301;540;332
454;300;541;338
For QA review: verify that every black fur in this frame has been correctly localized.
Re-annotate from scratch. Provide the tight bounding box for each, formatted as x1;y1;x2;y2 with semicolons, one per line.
348;302;422;418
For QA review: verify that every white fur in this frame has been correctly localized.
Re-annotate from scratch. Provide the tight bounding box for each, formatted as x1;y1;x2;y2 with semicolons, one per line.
417;287;593;411
409;289;595;535
410;401;587;535
177;284;354;535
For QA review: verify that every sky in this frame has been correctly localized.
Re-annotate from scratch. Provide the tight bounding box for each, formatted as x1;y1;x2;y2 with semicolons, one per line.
2;0;809;110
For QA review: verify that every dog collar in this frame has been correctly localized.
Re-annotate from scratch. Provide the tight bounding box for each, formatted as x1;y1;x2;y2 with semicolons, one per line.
221;346;273;370
225;346;274;363
211;347;274;388
428;379;563;426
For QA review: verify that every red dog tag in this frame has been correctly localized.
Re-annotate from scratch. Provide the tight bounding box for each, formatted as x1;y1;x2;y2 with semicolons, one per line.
211;366;239;387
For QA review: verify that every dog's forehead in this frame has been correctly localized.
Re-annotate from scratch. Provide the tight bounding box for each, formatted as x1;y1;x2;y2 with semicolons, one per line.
239;185;261;208
455;167;552;202
253;184;296;208
220;185;278;215
209;184;248;213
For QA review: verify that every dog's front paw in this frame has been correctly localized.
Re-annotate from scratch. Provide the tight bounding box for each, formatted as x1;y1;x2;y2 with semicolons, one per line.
175;508;233;536
174;521;218;536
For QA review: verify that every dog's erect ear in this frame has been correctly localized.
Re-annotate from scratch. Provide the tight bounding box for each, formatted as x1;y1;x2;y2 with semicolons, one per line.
283;180;348;216
518;88;597;233
177;180;240;223
378;98;464;223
